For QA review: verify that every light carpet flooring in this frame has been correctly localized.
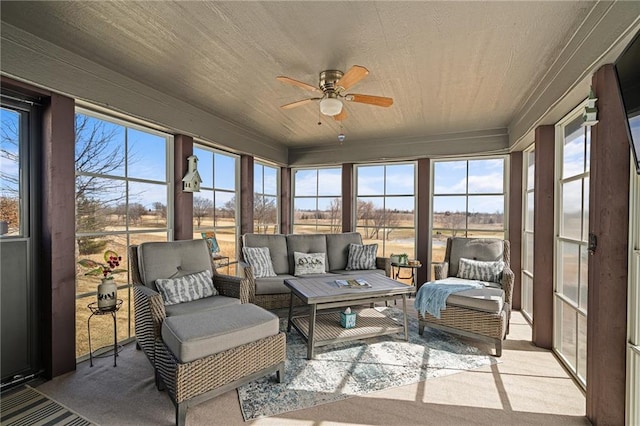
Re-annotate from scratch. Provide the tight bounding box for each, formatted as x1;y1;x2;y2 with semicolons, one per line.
37;306;588;425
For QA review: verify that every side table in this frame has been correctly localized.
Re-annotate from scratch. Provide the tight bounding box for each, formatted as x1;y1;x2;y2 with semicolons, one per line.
87;299;123;367
391;262;422;287
211;255;239;275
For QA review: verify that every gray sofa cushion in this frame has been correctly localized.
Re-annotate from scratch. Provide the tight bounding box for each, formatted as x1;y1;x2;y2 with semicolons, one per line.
164;295;240;317
242;234;289;275
161;303;279;363
137;240;213;292
449;238;504;277
329;268;385;276
286;234;328;274
255;275;295;295
326;232;363;271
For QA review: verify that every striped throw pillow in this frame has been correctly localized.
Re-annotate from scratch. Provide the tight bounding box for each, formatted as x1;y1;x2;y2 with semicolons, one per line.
345;243;378;270
457;258;505;283
242;246;277;278
155;269;218;306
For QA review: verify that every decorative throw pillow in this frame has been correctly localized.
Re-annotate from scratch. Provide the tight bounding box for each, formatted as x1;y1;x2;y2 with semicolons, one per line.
155;269;218;306
294;252;326;276
457;257;505;283
242;246;277;278
346;243;378;270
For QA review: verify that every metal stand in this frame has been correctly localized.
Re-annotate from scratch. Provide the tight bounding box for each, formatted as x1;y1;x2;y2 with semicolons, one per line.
391;262;422;286
87;299;123;367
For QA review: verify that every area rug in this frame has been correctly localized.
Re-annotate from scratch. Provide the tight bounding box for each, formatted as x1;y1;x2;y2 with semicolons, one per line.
237;306;497;420
0;385;94;425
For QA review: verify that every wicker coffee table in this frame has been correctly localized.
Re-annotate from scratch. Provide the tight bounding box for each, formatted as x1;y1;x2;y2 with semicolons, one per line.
285;274;412;359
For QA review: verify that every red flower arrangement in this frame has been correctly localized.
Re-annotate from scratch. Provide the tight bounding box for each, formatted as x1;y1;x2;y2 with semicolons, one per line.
78;250;127;279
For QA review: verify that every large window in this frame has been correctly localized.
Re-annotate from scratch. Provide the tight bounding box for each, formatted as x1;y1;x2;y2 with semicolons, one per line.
292;168;341;234
355;163;416;257
254;162;279;234
193;145;239;268
431;158;507;275
75;109;172;358
554;108;589;388
522;147;535;322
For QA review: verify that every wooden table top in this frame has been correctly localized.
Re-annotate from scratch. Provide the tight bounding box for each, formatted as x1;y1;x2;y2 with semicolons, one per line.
284;273;412;304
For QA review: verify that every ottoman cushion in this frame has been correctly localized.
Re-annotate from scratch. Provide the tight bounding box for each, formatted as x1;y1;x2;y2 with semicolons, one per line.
162;303;279;363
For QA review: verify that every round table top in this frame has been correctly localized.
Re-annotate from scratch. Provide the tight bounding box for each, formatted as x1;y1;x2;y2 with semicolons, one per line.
391;262;422;268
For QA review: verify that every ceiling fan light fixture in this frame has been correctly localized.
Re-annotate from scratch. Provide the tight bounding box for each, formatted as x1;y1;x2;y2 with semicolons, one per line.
319;96;343;116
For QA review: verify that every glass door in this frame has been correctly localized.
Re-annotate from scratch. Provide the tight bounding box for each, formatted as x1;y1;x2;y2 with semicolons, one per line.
0;98;41;387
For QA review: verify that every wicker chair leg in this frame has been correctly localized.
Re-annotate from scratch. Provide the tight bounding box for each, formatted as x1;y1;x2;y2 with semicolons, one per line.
277;362;285;383
418;321;425;336
155;370;165;391
176;403;187;426
495;342;502;357
136;341;141;350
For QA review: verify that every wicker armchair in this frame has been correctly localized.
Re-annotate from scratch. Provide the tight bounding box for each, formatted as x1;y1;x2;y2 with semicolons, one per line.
130;241;286;426
418;237;514;356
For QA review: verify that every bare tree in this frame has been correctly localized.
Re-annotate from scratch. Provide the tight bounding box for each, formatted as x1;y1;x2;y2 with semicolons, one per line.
442;211;466;236
1;112;20;232
74;114;126;204
153;202;167;219
194;196;213;227
357;200;375;238
0;112;19;196
254;193;277;233
128;203;147;225
328;197;341;233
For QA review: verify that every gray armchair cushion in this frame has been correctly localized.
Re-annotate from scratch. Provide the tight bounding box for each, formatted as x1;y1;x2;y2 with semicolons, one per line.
447;287;505;314
161;304;279;363
326;232;363;271
137;240;213;292
242;234;289;275
164;295;240;317
286;234;328;274
449;238;503;277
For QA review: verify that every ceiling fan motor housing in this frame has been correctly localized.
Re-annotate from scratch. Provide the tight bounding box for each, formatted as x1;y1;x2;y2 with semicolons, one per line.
319;70;344;93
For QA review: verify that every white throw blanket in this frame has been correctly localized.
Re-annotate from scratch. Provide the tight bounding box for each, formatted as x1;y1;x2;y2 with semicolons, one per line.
414;278;484;319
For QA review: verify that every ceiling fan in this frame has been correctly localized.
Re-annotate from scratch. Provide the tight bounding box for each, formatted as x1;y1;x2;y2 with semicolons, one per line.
277;65;393;121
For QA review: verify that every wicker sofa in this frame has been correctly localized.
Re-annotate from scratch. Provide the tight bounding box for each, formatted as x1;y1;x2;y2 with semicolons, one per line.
232;232;390;310
417;237;514;356
130;239;286;426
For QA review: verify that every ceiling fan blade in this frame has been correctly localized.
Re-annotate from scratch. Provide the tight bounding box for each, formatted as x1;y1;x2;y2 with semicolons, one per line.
333;108;348;121
276;76;319;92
281;98;318;109
345;94;394;107
336;65;369;91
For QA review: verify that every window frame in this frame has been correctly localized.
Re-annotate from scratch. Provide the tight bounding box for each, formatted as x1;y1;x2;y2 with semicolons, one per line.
192;143;240;260
522;145;535;323
429;156;509;275
74;107;174;360
291;166;342;234
253;160;280;234
553;101;590;388
354;161;417;257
